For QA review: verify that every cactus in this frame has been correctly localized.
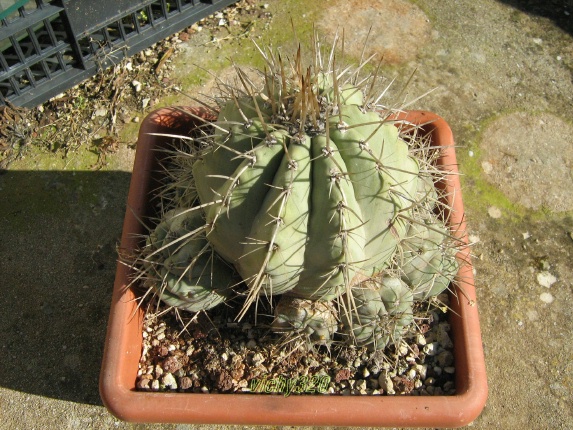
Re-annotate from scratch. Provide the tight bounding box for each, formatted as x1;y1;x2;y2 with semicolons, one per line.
398;216;459;301
134;34;462;351
142;208;235;312
341;276;414;350
272;296;338;345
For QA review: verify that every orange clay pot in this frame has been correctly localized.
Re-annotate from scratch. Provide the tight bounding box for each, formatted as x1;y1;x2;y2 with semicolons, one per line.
100;106;487;427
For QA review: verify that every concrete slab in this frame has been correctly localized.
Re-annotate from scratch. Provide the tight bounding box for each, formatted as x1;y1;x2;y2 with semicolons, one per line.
1;0;572;428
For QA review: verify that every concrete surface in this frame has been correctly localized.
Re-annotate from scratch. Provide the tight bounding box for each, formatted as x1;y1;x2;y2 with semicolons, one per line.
1;0;572;428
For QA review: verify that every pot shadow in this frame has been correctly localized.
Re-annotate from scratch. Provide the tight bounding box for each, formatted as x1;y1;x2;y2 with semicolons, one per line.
0;169;131;405
496;0;573;35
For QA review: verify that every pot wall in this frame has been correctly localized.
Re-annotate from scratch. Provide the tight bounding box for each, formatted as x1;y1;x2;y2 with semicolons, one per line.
99;107;487;427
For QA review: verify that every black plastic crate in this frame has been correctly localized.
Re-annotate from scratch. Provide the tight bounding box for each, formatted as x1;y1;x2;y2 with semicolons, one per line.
0;0;236;107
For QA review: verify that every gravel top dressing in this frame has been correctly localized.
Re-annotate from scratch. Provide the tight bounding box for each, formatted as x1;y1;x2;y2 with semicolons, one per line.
136;293;456;397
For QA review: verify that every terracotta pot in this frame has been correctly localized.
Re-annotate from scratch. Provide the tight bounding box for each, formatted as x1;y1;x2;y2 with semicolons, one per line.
100;106;487;427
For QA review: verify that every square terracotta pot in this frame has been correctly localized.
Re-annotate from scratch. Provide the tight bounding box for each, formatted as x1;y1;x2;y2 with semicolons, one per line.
100;106;487;427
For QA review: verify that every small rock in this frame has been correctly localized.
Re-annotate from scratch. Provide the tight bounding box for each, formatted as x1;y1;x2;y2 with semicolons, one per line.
162;355;184;374
436;350;454;368
179;376;193;390
540;292;554;304
537;271;557;288
522;231;532;240
436;324;453;349
132;80;142;92
136;379;150;390
425;376;436;386
154;364;164;377
335;368;351;383
423;342;439;356
481;161;493;174
142;98;151;109
488;206;502;218
252;352;265;367
162;373;177;389
378;373;395;394
355;379;367;391
415;364;427;380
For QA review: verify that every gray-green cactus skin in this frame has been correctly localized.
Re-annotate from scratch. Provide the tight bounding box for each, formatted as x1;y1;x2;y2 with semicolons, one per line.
398;217;459;300
143;208;234;312
193;87;419;305
137;38;462;350
342;277;414;350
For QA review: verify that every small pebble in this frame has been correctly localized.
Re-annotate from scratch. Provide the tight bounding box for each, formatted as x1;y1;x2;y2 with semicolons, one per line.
355;379;367;391
136;379;150;390
540;292;554;304
423;342;439;356
425;377;436;386
132;80;142;92
378;373;395;394
488;206;502;218
537;271;557;288
415;364;427;380
481;161;493;174
180;377;193;390
162;373;177;389
155;365;163;377
436;350;454;368
436;324;453;349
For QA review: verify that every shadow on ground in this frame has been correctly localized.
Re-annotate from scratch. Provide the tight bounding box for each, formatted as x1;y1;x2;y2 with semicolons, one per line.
497;0;573;35
0;170;131;405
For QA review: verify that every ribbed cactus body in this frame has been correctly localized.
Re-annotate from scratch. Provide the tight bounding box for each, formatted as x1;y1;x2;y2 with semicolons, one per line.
272;296;338;344
191;97;419;303
399;217;459;300
342;276;414;350
144;208;234;312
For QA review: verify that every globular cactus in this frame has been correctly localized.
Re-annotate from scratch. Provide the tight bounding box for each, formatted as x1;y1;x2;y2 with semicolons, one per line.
142;208;234;312
272;296;338;345
135;34;462;351
341;276;414;350
398;216;459;301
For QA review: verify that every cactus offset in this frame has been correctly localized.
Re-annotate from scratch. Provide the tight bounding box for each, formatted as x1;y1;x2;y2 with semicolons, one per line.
341;276;414;350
